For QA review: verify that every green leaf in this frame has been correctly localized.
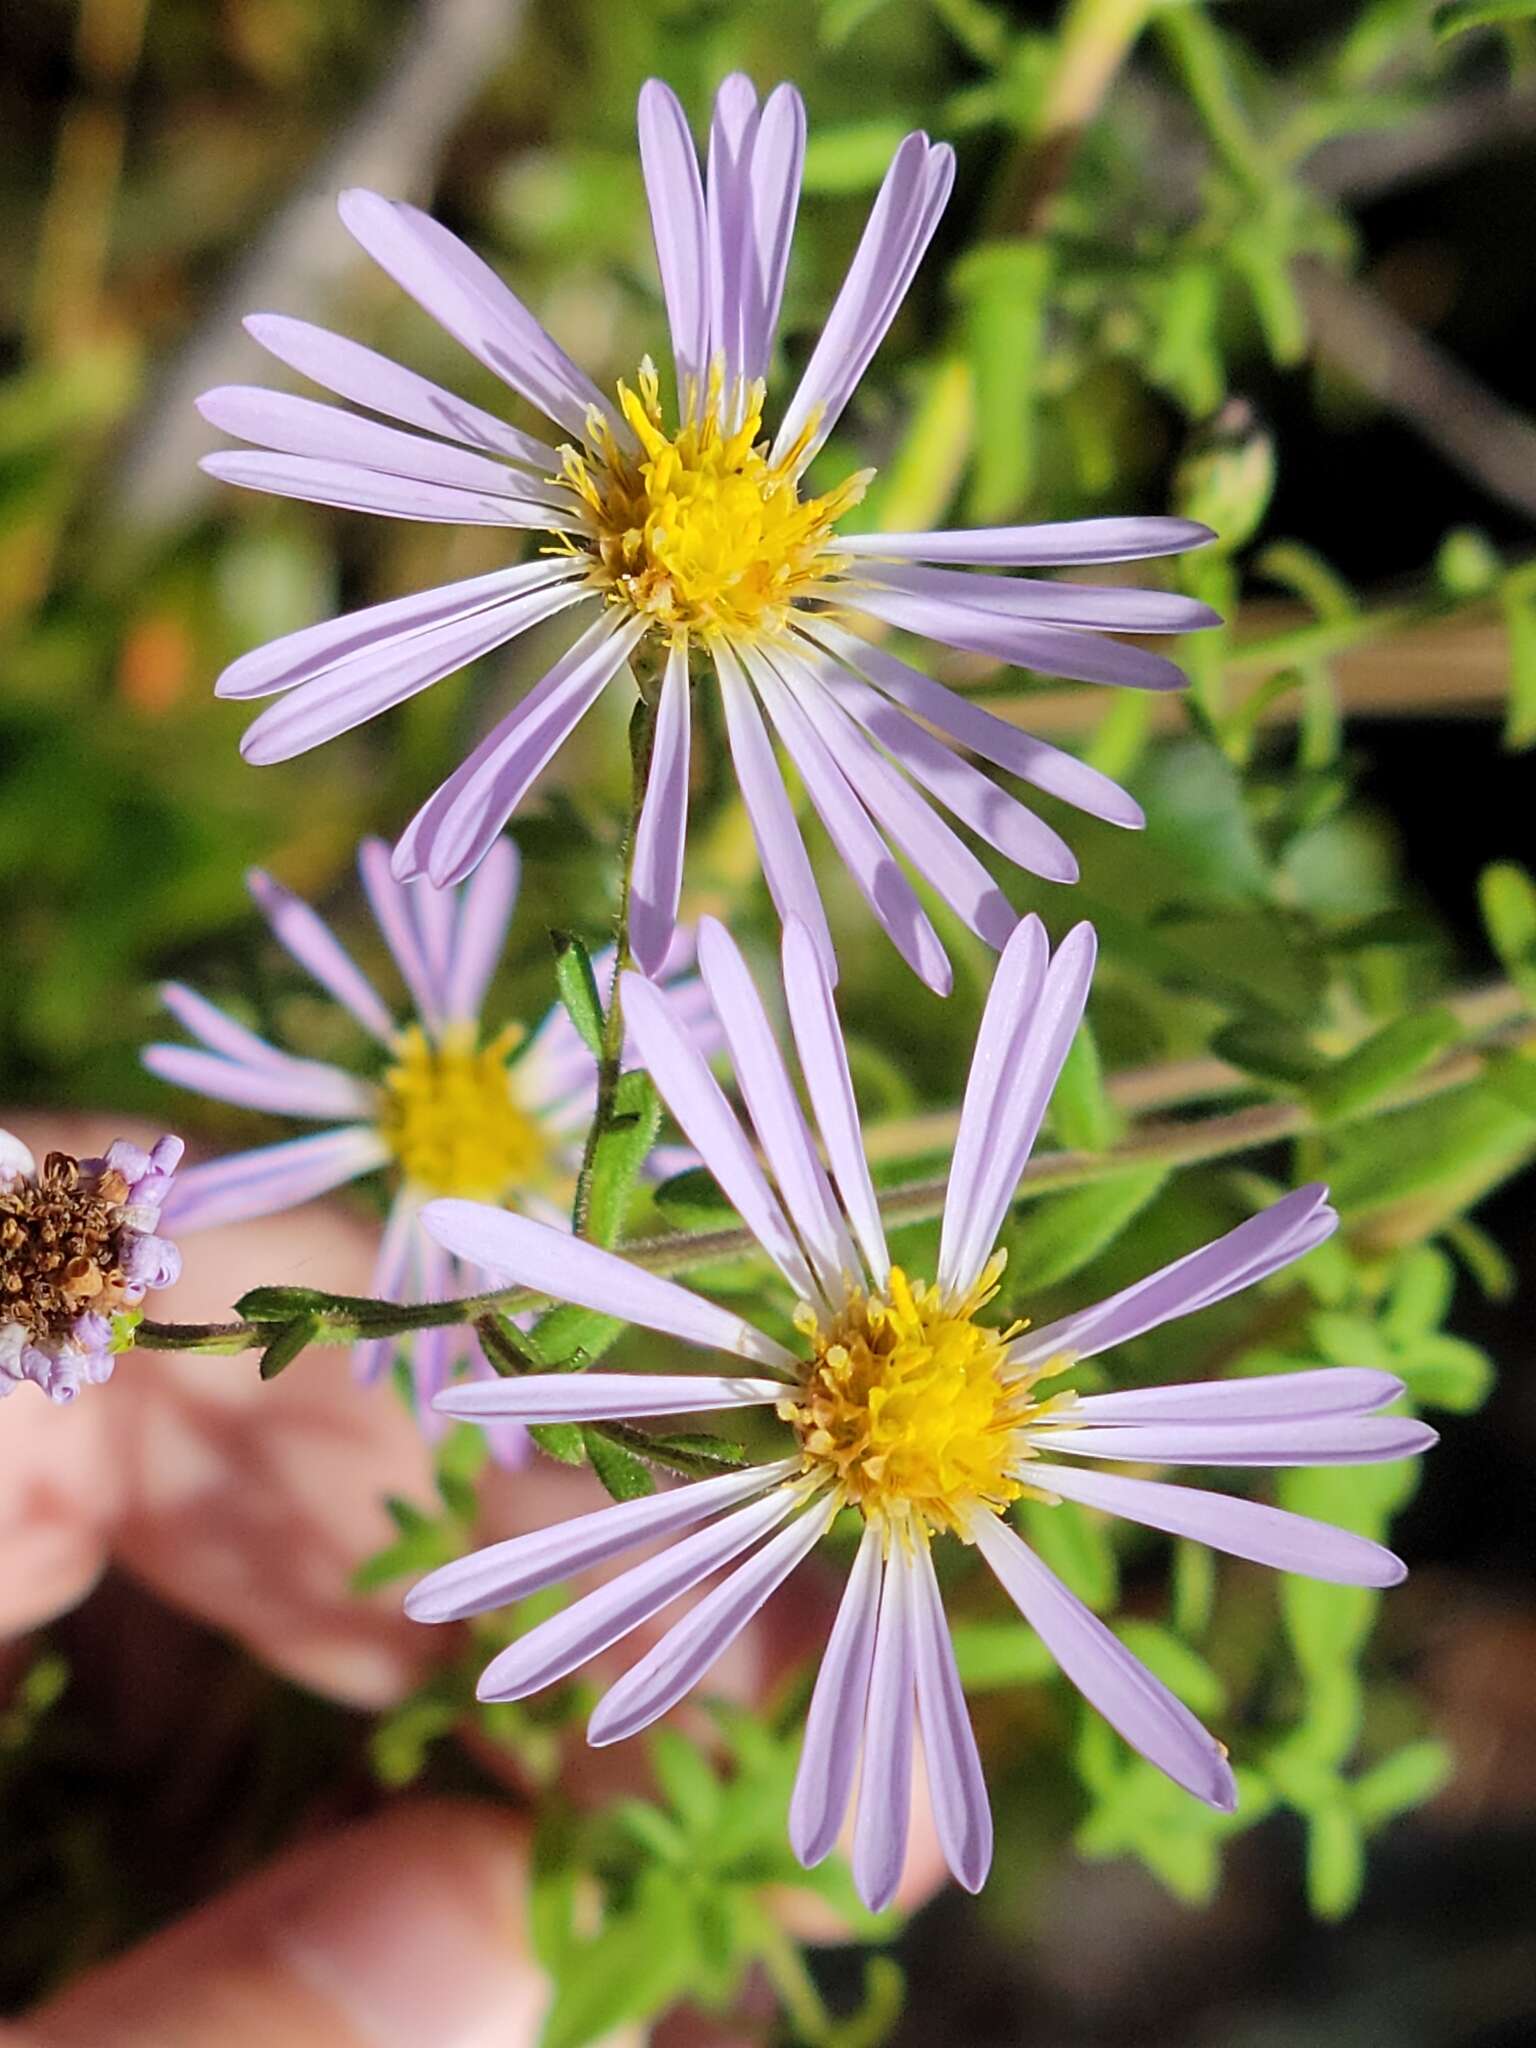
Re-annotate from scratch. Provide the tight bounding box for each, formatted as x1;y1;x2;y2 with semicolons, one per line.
1019;1498;1118;1612
1306;1009;1461;1123
1352;1740;1453;1827
1383;1245;1455;1344
652;1164;740;1232
1212;1016;1325;1089
532;1302;625;1368
1048;1020;1125;1152
1114;1623;1226;1717
1325;1077;1536;1217
953;239;1051;521
802;119;914;191
1479;863;1536;1004
1001;1167;1166;1292
529;1423;587;1467
1434;0;1536;42
1293;1662;1363;1769
1502;585;1536;749
583;1427;656;1501
650;1727;722;1833
538;1871;698;2048
948;1619;1054;1691
551;930;605;1058
258;1312;321;1380
584;1070;662;1248
1395;1333;1494;1413
1305;1802;1366;1920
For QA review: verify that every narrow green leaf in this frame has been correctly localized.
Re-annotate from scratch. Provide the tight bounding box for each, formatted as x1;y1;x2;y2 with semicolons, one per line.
533;1302;625;1368
1501;586;1536;748
1213;1016;1325;1089
1114;1623;1226;1717
1352;1740;1453;1827
529;1423;587;1467
1479;862;1536;1004
653;1164;739;1232
1001;1166;1166;1292
1049;1021;1125;1152
1434;0;1536;42
583;1427;657;1501
583;1071;662;1249
1019;1498;1118;1613
650;1727;722;1832
948;1619;1054;1690
1307;1009;1461;1123
1383;1245;1455;1344
551;930;605;1058
538;1873;697;2048
953;239;1051;522
258;1312;321;1380
1305;1802;1366;1920
1396;1333;1494;1413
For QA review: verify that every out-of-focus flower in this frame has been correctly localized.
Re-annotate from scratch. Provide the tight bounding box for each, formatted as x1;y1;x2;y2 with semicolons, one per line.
144;837;711;1448
406;916;1435;1909
0;1131;183;1403
199;74;1218;991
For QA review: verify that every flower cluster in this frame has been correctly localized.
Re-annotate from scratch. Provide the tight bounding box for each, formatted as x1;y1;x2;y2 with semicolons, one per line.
0;1130;183;1403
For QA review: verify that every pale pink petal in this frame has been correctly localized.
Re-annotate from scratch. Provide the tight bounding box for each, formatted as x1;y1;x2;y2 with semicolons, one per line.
789;1521;882;1867
630;639;691;977
1037;1462;1408;1587
586;1490;836;1745
473;1488;796;1702
246;868;397;1042
971;1511;1236;1808
781;918;889;1289
405;1459;796;1623
419;1199;795;1370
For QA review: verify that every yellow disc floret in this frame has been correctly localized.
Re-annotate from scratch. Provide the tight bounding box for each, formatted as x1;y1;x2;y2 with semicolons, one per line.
558;359;871;643
778;1255;1069;1536
376;1024;548;1202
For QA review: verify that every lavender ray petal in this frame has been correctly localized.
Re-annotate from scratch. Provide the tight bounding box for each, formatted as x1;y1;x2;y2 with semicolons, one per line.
1034;1414;1440;1468
418;1199;794;1370
433;1371;787;1425
353;1191;421;1385
618;970;819;1299
215;560;581;703
141;1043;374;1121
767;642;1021;947
705;73;761;399
843;585;1189;692
405;1459;795;1623
781;918;888;1289
587;1490;836;1746
336;189;619;446
971;1511;1236;1809
159;1126;388;1233
851;1542;919;1914
1068;1366;1407;1427
473;1487;796;1702
630;639;691;978
408;874;459;998
1012;1184;1337;1367
1037;1462;1408;1587
156;981;304;1070
858;562;1220;634
200;450;575;529
800;618;1144;828
789;1521;883;1868
246;868;397;1042
243;313;560;469
239;580;592;765
358;835;445;1034
741;83;806;386
909;1537;992;1893
771;133;953;470
444;835;521;1025
714;643;837;981
694;919;857;1291
743;642;952;995
838;518;1217;566
637;80;710;399
392;615;645;888
197;386;569;503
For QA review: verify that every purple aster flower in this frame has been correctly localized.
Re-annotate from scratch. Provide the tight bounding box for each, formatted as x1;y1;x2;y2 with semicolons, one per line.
404;916;1435;1909
145;836;713;1451
199;74;1218;993
0;1130;184;1404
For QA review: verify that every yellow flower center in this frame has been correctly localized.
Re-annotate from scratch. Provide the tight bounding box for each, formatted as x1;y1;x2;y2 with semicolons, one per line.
376;1024;548;1202
557;360;872;643
779;1257;1071;1536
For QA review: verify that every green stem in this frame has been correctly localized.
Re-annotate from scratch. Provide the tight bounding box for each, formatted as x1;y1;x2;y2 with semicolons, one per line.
755;1918;834;2045
571;684;661;1238
132;997;1536;1360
